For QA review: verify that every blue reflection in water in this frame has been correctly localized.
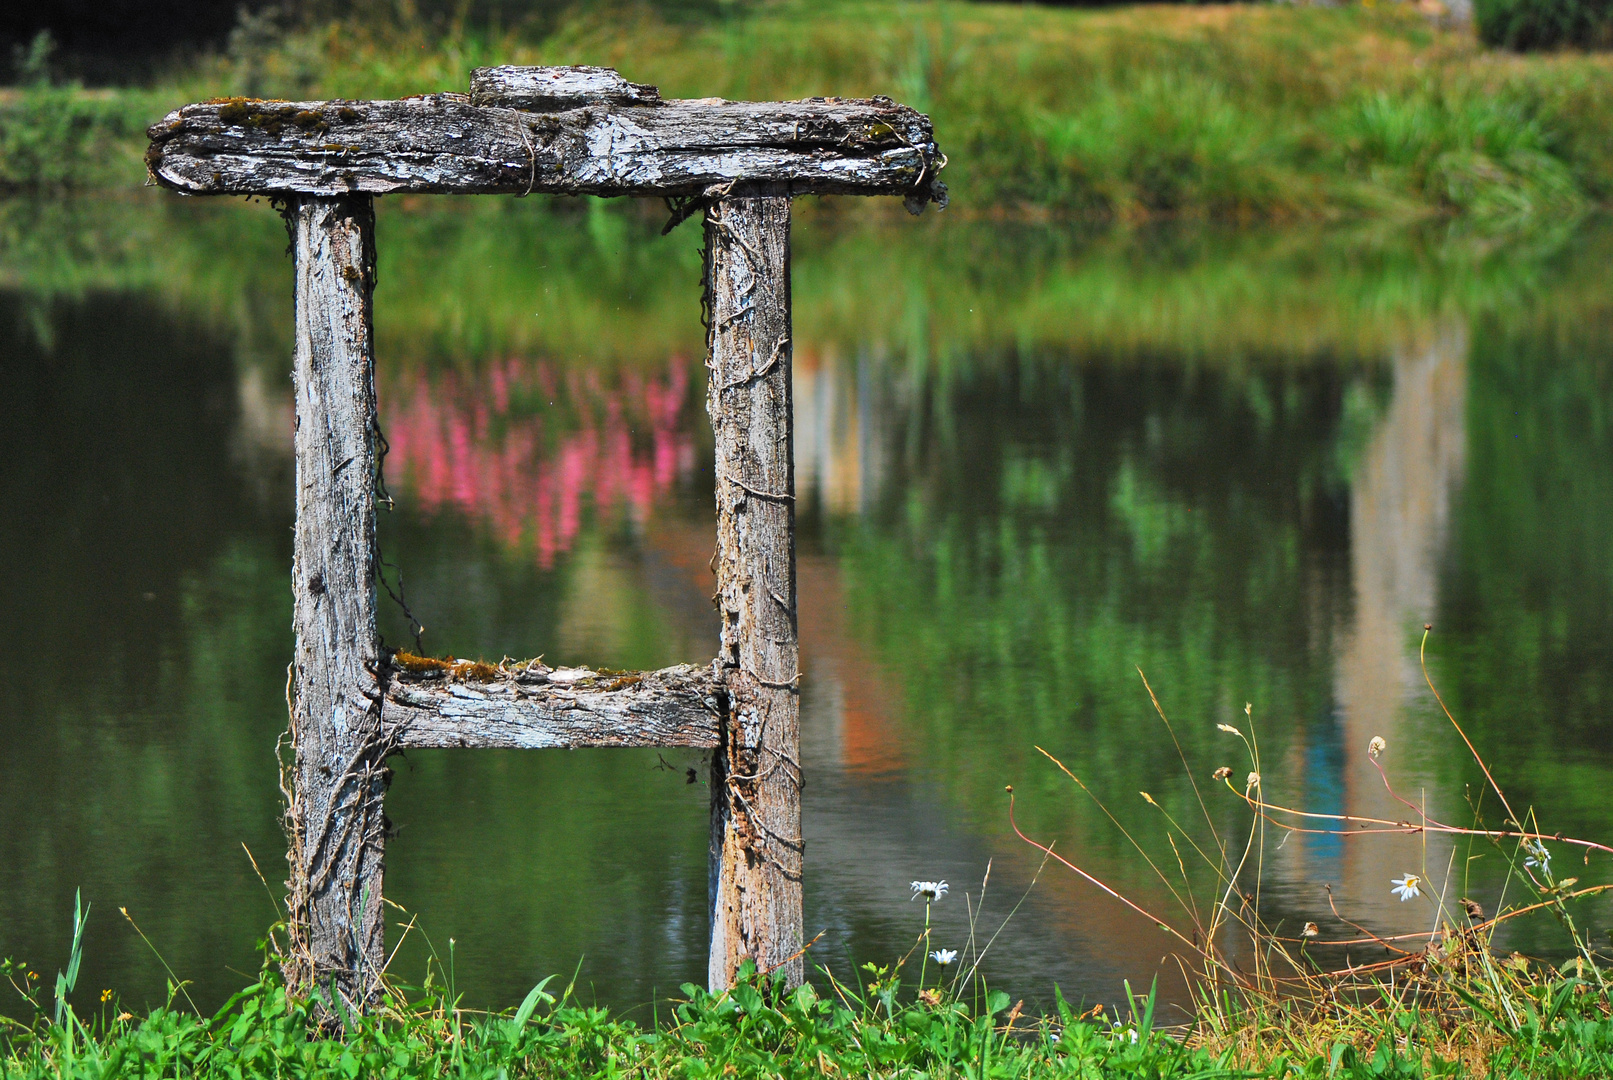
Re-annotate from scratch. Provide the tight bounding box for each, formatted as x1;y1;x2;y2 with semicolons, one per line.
1302;707;1347;872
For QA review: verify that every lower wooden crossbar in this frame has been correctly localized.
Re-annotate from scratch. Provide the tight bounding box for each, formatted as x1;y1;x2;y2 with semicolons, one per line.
379;654;724;750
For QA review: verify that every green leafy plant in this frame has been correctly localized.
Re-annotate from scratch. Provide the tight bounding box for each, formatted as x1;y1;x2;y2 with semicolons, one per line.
50;891;86;1030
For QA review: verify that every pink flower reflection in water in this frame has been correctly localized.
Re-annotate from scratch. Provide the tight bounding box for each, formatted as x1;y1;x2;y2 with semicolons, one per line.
381;356;697;568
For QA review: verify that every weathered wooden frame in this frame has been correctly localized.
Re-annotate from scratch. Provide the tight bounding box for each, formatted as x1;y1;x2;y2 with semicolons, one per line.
147;66;945;1022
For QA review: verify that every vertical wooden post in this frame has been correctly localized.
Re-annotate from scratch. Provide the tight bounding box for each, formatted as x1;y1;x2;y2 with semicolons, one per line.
285;195;390;1021
705;189;804;990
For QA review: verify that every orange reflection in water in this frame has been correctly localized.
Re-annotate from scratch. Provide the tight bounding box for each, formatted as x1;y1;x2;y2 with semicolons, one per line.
381;356;697;567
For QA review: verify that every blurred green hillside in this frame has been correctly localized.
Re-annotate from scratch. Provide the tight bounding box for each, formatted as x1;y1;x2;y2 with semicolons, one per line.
5;1;1613;224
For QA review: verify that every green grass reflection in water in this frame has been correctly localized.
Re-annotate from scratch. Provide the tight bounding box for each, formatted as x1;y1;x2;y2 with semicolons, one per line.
1;196;1611;1015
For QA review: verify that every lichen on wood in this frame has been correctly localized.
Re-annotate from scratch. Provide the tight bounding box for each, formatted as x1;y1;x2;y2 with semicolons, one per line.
390;650;507;682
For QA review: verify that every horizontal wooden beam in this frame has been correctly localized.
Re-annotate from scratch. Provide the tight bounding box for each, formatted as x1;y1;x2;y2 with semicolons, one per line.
379;655;724;750
146;90;946;206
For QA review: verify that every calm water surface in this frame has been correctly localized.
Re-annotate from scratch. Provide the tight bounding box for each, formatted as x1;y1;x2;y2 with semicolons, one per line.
2;197;1610;1018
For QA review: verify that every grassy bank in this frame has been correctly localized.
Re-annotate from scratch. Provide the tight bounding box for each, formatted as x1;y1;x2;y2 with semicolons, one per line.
6;2;1613;225
4;959;1613;1078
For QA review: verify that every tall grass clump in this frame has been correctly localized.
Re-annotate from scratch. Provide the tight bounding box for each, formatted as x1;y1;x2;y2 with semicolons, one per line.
1004;637;1613;1075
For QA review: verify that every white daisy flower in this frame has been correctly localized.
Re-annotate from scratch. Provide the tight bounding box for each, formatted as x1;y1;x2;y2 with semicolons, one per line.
930;949;957;966
911;880;949;902
1391;874;1422;902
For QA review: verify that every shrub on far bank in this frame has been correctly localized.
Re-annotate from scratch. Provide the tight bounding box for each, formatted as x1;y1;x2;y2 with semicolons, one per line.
0;85;155;191
1476;0;1613;49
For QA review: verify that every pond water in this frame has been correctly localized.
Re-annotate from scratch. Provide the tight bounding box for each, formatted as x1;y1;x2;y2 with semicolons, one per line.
1;195;1610;1020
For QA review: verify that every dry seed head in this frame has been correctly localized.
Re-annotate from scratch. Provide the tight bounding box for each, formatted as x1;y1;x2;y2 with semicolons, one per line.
1368;736;1387;759
1246;772;1261;789
1302;922;1319;938
1212;766;1233;781
1217;723;1241;736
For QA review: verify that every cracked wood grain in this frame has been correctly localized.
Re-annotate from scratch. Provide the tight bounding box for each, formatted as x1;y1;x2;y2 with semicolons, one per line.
145;89;946;206
285;196;388;1023
705;189;804;991
380;661;723;749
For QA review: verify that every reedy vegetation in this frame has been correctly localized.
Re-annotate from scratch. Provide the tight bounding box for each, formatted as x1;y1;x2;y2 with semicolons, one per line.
4;1;1613;225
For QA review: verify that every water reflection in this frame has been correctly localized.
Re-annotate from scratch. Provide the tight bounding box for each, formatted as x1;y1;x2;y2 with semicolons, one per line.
0;290;292;1013
3;206;1612;1017
1326;329;1467;927
384;357;696;568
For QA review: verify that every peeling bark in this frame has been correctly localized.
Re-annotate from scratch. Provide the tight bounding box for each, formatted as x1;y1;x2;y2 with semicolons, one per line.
705;190;804;990
285;196;389;1022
